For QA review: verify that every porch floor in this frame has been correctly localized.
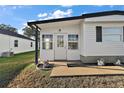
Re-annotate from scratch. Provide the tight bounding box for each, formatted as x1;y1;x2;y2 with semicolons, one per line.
50;61;124;77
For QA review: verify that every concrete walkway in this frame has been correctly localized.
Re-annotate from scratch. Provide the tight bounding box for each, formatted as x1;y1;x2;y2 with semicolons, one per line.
50;61;124;77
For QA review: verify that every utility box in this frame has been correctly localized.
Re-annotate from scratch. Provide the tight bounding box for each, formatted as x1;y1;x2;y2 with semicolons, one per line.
1;52;14;57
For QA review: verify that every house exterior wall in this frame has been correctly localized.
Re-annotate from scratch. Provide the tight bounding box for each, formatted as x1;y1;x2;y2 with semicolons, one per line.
80;15;124;63
40;24;81;61
0;34;35;56
80;22;84;56
39;15;124;63
83;22;124;56
80;56;124;63
0;34;10;56
9;36;35;54
84;15;124;22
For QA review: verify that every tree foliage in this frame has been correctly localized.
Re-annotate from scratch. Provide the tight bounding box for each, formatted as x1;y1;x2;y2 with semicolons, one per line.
0;24;17;33
23;26;35;37
23;26;40;39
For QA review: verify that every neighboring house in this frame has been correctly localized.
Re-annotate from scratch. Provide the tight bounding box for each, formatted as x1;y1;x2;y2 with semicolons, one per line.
28;10;124;64
0;29;35;57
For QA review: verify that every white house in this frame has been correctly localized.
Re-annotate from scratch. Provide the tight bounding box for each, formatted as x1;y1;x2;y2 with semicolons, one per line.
28;10;124;64
0;29;35;57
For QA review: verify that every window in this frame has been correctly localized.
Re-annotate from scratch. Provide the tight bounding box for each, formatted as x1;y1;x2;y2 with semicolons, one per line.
30;42;33;47
96;26;102;42
57;35;64;47
68;35;78;49
103;27;123;42
14;40;18;47
42;34;53;50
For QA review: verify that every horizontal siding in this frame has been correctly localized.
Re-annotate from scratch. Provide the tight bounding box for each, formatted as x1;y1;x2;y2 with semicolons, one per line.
80;22;84;56
0;34;10;56
0;34;35;56
10;36;35;54
84;15;124;22
84;22;124;56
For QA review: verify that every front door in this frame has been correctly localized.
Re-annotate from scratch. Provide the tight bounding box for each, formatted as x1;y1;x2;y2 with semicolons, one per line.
55;34;67;60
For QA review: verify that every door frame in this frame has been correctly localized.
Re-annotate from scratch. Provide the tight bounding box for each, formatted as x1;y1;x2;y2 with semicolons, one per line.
54;33;67;60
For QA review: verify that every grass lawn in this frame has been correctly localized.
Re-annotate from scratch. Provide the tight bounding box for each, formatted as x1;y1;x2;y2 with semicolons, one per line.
0;51;35;87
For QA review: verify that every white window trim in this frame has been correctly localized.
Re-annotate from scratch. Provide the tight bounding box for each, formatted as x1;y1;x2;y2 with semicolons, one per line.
42;34;53;50
68;34;78;50
102;27;123;42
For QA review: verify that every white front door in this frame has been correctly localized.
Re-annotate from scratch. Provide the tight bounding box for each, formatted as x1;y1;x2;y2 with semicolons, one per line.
54;34;67;60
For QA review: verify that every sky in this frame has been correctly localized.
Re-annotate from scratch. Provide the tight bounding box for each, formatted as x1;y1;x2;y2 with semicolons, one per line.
0;5;124;34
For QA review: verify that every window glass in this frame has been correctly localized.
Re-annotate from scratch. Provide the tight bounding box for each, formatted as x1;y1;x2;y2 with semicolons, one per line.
103;27;122;42
30;42;33;47
68;35;78;49
42;42;52;49
57;35;64;47
68;35;78;41
42;35;53;49
103;28;122;34
103;35;122;42
42;35;53;42
68;42;78;49
14;40;18;47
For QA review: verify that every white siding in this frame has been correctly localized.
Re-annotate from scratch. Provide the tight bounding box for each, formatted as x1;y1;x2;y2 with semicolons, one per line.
85;15;124;22
0;34;10;56
80;22;85;56
83;22;124;56
0;34;35;56
40;24;80;61
10;36;35;54
39;15;124;60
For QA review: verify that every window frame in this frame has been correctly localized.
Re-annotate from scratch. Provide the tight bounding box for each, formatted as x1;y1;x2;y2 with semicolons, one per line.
102;27;123;42
68;34;78;50
42;34;53;50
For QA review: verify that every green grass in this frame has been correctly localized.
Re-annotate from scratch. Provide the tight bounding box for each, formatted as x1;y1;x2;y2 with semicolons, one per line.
0;51;35;63
0;51;35;87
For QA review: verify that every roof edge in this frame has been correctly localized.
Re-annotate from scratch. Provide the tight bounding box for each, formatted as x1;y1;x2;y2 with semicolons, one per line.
27;15;82;25
82;10;124;18
27;10;124;26
0;29;35;41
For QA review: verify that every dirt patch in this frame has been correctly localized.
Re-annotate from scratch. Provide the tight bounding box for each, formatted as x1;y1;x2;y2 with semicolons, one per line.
8;64;51;88
7;64;124;88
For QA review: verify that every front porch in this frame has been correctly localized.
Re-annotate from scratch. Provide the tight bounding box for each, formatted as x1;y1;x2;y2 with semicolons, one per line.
50;61;124;77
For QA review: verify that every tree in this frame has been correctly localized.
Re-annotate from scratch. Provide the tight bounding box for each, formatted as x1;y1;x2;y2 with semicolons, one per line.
0;24;17;32
23;26;40;39
23;26;35;37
